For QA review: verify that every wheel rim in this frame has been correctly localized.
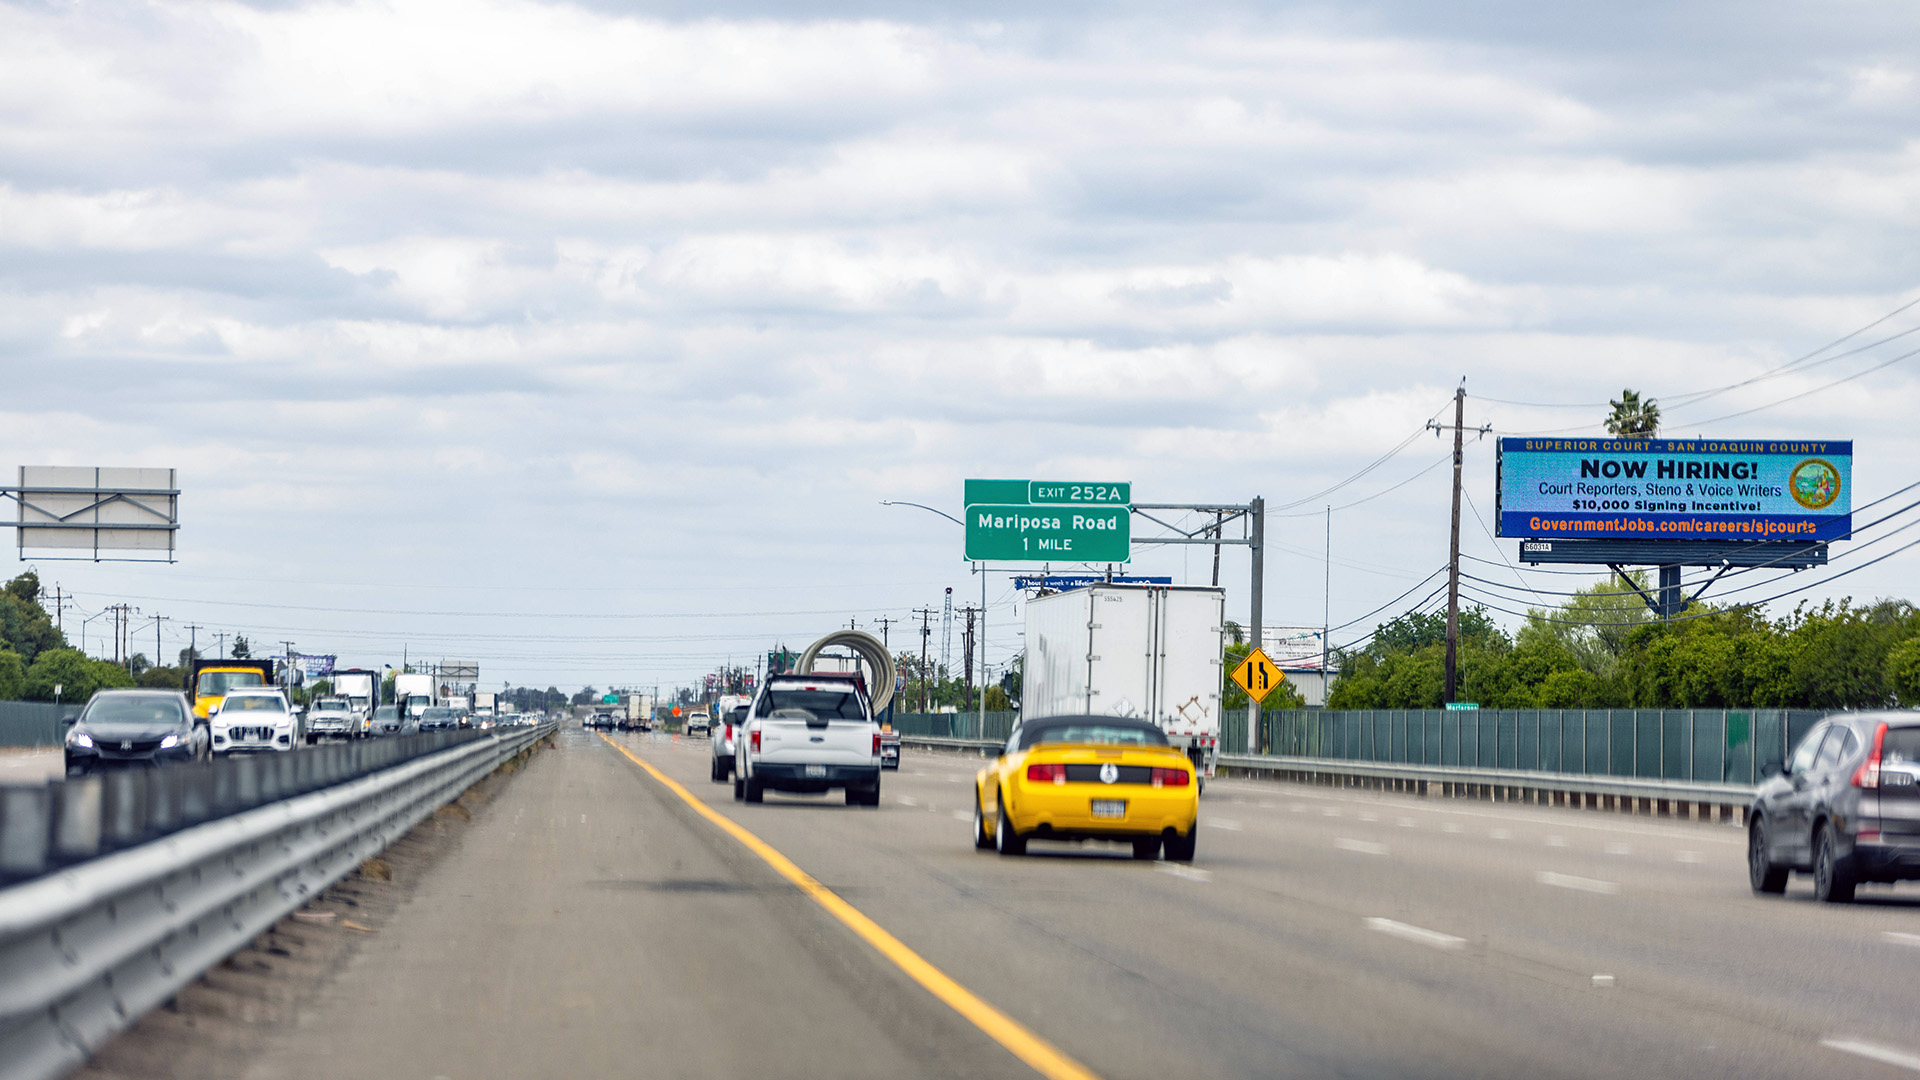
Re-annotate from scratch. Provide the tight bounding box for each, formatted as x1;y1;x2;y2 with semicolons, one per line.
1749;823;1767;882
1815;832;1832;895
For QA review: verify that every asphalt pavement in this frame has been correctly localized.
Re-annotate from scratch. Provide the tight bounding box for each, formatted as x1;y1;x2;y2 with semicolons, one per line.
232;726;1920;1080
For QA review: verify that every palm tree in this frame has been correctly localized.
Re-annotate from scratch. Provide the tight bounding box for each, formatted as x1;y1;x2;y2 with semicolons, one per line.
1606;389;1660;437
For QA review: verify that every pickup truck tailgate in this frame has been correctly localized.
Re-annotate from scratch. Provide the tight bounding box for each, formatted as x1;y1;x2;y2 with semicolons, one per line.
757;719;875;765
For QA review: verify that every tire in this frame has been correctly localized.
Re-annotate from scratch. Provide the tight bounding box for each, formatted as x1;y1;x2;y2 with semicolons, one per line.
973;797;994;849
846;787;865;806
744;776;765;804
710;758;727;783
1748;816;1788;894
864;782;882;807
994;795;1026;855
1163;829;1197;863
1132;836;1162;860
733;773;745;801
1813;820;1857;903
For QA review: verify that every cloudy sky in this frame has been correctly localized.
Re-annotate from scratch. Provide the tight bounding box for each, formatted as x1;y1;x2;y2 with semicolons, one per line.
4;0;1919;694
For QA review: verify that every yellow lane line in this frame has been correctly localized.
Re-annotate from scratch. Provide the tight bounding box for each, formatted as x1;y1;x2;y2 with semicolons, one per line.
598;734;1103;1080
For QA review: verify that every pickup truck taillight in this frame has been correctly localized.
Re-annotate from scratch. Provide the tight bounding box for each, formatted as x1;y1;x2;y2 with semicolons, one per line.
873;732;882;756
749;728;761;753
1854;722;1889;789
1026;762;1066;784
1152;767;1191;788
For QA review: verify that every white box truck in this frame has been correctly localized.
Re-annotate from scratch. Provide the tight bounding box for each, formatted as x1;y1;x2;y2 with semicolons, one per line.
394;673;435;723
1023;584;1225;779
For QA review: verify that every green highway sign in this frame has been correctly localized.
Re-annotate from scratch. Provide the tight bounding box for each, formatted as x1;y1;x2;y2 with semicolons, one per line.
963;478;1132;562
602;693;619;704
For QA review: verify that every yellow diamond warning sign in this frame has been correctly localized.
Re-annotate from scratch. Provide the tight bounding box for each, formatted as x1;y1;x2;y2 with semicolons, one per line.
1229;648;1286;703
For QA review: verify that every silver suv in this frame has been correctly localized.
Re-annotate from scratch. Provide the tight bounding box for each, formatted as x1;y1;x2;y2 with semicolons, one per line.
710;704;750;782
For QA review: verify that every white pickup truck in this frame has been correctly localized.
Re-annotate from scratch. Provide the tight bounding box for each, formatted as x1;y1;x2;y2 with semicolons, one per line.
734;674;881;806
305;696;356;740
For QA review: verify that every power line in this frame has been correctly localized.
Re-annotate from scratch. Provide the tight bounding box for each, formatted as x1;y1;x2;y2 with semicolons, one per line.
1468;290;1920;410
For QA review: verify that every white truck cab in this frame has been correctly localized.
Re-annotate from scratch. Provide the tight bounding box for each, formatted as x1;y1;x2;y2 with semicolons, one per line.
734;675;881;806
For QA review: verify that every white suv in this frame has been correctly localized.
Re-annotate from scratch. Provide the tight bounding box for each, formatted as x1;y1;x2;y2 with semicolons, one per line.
211;687;302;753
733;675;881;806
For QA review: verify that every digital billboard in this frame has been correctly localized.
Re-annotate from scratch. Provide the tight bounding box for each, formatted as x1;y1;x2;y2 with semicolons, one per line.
1497;438;1851;542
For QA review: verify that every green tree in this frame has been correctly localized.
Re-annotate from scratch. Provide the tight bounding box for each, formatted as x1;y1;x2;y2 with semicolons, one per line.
0;648;24;699
0;571;67;662
22;647;135;704
1605;389;1660;437
1887;637;1920;705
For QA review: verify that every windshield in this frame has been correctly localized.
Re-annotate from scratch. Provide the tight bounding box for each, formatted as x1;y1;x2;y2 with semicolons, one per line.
375;707;397;718
83;696;187;727
757;688;866;721
222;695;286;713
423;708;454;719
1022;723;1168;749
197;670;265;696
314;700;349;712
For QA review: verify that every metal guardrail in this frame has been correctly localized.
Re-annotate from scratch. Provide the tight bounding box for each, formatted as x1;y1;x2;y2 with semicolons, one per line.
1216;752;1755;819
0;721;555;1080
895;735;1755;819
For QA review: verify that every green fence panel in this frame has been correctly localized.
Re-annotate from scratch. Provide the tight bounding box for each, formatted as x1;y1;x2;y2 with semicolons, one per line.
0;700;66;748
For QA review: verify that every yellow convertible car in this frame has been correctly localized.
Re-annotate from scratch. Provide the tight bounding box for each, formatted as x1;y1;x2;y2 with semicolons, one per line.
974;715;1199;861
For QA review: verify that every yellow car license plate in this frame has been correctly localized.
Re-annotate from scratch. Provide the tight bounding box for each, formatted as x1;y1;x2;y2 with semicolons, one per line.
1091;799;1126;818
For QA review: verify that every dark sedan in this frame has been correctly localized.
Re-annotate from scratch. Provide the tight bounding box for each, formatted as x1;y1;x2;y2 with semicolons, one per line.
64;689;209;776
1750;712;1920;902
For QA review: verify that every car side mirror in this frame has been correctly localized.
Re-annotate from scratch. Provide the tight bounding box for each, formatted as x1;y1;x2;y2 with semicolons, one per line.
62;714;78;726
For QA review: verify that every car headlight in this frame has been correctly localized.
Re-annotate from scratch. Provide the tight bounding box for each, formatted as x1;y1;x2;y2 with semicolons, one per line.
68;732;94;748
158;734;181;749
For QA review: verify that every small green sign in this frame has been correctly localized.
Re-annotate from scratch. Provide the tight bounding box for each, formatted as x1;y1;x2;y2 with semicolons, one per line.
963;478;1132;563
602;693;619;704
1445;702;1480;711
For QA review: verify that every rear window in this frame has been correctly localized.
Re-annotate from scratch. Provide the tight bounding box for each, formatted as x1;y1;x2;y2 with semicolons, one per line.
757;689;867;721
84;696;185;726
1884;726;1920;765
728;707;749;723
1022;723;1168;749
223;695;285;713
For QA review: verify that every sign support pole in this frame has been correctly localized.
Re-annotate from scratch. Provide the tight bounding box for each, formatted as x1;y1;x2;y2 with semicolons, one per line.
1248;496;1264;754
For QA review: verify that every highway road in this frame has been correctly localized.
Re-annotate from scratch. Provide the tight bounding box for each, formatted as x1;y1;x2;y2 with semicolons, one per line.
217;724;1918;1080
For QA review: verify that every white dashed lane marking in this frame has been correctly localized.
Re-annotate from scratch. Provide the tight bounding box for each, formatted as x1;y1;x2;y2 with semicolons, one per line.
1536;870;1621;895
1157;863;1212;882
1821;1038;1920;1073
1364;918;1464;951
1335;838;1388;856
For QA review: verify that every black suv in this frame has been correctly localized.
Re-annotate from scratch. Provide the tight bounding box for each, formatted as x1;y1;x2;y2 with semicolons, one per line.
1750;712;1920;902
64;688;209;776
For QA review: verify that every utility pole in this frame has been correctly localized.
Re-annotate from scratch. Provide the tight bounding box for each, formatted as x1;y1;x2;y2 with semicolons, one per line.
215;631;228;661
1321;506;1332;699
53;585;63;634
148;614;168;672
872;615;896;649
1210;510;1225;588
1427;381;1489;704
185;624;199;667
960;605;978;716
913;606;935;712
